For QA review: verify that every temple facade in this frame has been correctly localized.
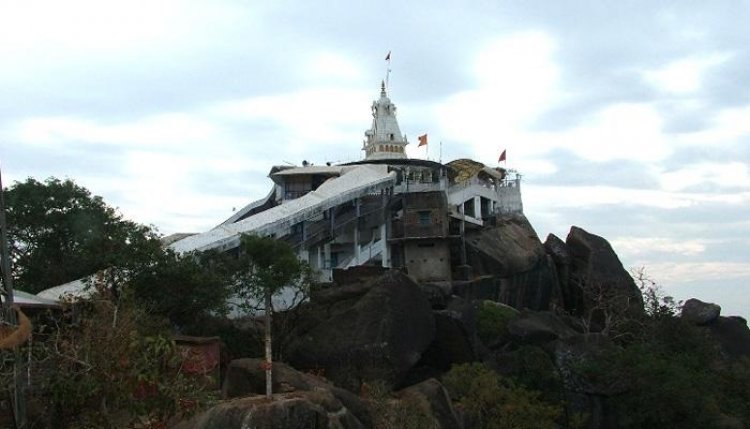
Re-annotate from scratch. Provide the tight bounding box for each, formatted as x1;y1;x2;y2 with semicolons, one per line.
169;83;523;283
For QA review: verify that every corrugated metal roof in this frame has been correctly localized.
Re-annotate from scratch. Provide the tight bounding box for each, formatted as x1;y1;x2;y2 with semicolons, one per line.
170;164;396;254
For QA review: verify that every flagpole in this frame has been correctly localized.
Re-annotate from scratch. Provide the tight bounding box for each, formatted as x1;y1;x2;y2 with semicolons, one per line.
439;141;443;164
385;51;392;91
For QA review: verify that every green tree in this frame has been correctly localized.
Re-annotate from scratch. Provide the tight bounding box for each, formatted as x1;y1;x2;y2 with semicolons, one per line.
231;233;311;398
126;249;234;327
5;177;161;293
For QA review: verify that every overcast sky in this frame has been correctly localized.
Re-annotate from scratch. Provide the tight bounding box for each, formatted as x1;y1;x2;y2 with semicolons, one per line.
1;1;748;317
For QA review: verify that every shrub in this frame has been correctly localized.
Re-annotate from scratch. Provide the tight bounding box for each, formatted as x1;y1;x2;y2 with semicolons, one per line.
477;301;518;346
364;380;434;429
443;363;561;429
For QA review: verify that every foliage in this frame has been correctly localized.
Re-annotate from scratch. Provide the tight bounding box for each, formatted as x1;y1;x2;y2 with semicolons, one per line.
476;301;517;346
503;345;563;401
363;380;435;429
443;363;561;429
4;177;234;327
5;177;162;294
1;291;217;428
230;234;311;313
126;249;234;327
632;266;679;319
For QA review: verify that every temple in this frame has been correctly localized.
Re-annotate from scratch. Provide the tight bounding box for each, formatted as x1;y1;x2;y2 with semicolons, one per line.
168;83;523;284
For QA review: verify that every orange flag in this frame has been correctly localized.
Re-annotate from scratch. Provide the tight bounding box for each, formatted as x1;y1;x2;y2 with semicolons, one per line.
418;134;428;147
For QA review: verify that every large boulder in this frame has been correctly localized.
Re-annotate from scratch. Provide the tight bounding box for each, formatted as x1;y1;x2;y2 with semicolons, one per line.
465;215;545;276
565;226;643;316
418;310;476;372
707;316;750;358
173;391;365;429
287;270;436;391
681;298;722;325
544;233;573;310
221;358;371;427
507;311;577;345
396;378;463;429
465;215;560;310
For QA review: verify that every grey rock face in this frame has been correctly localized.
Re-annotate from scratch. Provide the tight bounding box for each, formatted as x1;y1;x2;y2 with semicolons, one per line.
397;378;463;429
174;391;365;429
681;298;721;325
287;270;436;391
566;226;643;316
221;358;371;427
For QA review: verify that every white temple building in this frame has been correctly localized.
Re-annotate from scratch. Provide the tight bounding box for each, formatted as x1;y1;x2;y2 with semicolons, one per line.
38;80;523;302
168;81;523;283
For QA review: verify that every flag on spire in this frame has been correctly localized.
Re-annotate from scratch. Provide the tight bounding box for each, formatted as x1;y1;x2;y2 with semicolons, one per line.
498;149;507;163
418;134;428;147
385;51;391;61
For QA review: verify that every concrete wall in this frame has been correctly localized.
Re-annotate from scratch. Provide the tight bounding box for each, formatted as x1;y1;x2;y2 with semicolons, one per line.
404;240;452;282
496;182;523;214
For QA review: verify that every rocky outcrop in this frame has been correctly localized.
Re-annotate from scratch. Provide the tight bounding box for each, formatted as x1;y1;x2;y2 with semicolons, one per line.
221;358;371;427
544;233;573;310
173;391;366;429
681;298;722;325
465;215;560;310
707;316;750;358
507;311;577;345
418;310;476;372
287;270;435;391
396;378;463;429
566;226;643;316
466;215;545;276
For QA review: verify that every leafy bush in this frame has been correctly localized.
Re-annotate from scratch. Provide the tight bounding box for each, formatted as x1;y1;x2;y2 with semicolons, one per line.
363;380;434;429
477;301;518;346
443;363;561;429
2;292;217;428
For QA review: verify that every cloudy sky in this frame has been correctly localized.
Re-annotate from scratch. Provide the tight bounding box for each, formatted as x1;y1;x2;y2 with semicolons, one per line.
1;1;748;317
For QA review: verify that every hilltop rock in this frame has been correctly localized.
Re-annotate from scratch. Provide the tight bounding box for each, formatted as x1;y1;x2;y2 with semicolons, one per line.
466;215;544;276
681;298;722;325
544;233;573;310
173;391;366;429
707;316;750;358
396;378;463;429
507;311;577;345
465;215;560;310
221;358;371;427
287;270;435;391
566;226;643;316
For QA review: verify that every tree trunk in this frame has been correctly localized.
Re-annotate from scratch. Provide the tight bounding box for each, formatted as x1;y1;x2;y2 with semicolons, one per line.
264;289;272;399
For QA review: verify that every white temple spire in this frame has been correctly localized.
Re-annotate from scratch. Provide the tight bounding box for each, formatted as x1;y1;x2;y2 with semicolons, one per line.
362;81;408;160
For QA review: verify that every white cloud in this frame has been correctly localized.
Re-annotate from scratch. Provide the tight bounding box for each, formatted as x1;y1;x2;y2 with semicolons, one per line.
539;103;671;163
660;162;750;192
435;31;560;164
16;114;221;148
610;237;707;257
642;53;731;94
524;184;749;211
645;262;750;284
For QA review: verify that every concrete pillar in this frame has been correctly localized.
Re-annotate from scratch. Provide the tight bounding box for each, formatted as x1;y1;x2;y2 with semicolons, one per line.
380;223;389;267
324;242;332;269
354;199;361;264
474;196;481;219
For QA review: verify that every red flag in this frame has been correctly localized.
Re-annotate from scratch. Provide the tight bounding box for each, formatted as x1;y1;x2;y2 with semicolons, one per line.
418;134;428;147
385;51;391;61
498;149;507;163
